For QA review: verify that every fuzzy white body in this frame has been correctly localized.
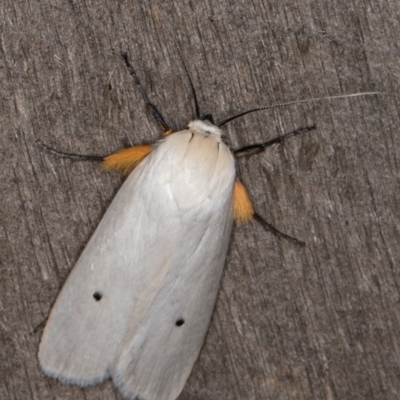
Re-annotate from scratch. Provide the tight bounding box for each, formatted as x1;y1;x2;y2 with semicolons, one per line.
39;121;236;400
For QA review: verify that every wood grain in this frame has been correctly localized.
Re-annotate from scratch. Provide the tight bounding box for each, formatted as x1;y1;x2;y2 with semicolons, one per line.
1;0;399;399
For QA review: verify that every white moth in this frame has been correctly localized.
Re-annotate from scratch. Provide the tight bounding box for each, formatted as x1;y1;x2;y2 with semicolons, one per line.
38;54;379;400
39;119;236;400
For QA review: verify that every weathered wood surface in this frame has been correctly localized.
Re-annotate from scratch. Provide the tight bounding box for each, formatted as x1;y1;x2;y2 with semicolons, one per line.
1;0;399;399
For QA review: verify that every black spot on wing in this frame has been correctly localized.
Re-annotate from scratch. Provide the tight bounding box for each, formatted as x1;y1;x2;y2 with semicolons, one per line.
175;318;185;327
93;291;103;301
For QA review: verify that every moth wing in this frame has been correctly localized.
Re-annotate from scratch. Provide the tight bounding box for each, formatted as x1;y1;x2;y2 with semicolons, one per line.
38;149;182;385
113;192;234;400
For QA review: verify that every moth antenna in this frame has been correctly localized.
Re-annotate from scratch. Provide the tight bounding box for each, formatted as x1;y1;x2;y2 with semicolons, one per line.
218;91;383;126
122;53;171;134
175;43;201;119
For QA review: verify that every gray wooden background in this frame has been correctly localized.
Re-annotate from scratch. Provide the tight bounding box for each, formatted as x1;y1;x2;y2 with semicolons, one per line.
1;0;399;399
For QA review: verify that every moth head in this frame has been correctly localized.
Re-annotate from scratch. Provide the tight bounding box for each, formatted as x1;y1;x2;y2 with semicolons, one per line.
187;119;223;139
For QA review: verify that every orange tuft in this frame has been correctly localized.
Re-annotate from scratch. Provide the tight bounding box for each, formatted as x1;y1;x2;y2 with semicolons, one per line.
102;145;152;175
233;180;254;225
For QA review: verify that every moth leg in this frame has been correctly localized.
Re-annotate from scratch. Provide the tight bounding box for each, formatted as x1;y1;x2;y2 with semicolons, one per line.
254;213;305;247
122;53;173;136
233;180;304;246
37;139;104;162
234;125;316;158
37;139;152;175
31;318;47;335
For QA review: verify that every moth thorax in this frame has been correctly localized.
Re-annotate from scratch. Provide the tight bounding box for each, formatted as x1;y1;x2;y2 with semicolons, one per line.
188;120;223;140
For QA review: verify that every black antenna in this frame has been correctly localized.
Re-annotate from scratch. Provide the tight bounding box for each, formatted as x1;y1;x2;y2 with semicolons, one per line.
176;44;201;119
218;92;381;127
122;53;171;133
